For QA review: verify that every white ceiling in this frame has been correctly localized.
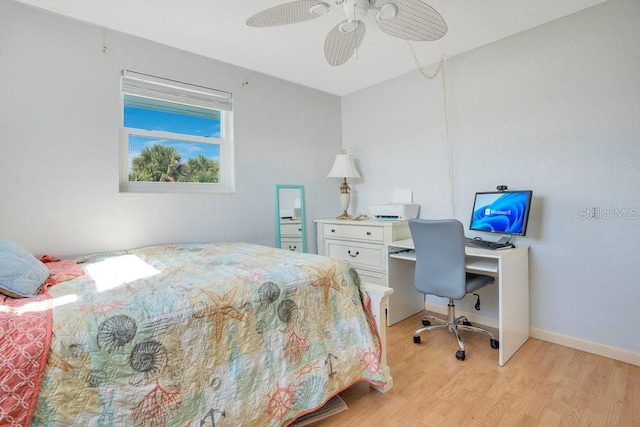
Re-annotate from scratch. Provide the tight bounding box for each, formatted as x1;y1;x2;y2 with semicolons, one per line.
15;0;608;96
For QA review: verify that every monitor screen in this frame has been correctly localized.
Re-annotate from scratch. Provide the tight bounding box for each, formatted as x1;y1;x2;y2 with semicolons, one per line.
469;190;533;236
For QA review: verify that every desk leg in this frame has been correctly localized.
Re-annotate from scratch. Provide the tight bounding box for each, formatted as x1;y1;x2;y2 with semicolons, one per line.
498;250;530;365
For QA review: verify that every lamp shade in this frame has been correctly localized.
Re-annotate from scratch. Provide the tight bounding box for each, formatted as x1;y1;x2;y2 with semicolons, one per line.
326;153;361;178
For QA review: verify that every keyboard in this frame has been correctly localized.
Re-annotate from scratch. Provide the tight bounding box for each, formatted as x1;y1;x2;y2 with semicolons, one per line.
465;237;513;250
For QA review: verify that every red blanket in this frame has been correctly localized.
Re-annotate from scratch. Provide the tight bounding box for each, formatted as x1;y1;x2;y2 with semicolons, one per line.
40;255;84;287
0;293;52;426
0;256;83;426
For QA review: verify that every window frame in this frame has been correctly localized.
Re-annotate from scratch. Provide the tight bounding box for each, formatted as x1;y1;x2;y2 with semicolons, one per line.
119;71;234;194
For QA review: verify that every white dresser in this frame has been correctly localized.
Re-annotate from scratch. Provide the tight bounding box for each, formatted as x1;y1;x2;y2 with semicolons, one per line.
315;218;410;286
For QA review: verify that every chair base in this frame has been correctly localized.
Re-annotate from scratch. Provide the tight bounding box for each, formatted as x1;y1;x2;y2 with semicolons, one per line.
413;300;499;360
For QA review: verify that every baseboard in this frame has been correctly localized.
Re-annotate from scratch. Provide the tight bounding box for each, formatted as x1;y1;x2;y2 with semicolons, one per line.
424;303;640;367
529;327;640;367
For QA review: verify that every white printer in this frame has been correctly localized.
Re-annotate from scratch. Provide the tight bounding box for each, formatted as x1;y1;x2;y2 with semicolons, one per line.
369;203;419;220
369;189;419;220
368;189;419;220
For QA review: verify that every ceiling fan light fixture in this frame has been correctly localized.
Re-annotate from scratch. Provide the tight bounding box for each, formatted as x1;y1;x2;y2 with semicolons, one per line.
339;20;361;33
309;2;330;16
376;3;397;22
343;0;370;22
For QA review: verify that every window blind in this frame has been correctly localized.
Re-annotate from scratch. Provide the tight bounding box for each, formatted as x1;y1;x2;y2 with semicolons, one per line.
121;70;233;112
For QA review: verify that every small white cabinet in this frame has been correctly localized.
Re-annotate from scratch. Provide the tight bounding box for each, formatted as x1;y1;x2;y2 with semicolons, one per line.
315;218;410;286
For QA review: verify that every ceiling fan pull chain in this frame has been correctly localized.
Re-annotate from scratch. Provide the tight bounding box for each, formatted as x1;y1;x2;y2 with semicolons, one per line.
408;41;443;80
407;49;454;216
354;31;359;59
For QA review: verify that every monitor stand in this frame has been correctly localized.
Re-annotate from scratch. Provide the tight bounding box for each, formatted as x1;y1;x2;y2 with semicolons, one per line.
497;236;512;245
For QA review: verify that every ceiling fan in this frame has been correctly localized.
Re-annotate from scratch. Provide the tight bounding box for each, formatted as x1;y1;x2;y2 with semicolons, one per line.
246;0;447;66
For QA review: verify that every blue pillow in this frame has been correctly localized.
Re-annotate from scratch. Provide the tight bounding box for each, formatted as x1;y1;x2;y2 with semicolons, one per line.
0;239;51;298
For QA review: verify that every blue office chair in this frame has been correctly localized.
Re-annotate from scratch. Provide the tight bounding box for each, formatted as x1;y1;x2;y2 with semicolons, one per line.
408;218;499;361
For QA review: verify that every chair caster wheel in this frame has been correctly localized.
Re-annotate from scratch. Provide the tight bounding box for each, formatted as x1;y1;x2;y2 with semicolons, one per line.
413;336;421;344
422;318;431;326
463;320;472;326
456;350;465;361
490;339;499;349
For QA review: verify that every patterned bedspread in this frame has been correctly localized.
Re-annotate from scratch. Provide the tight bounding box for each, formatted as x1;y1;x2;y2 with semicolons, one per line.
30;242;385;426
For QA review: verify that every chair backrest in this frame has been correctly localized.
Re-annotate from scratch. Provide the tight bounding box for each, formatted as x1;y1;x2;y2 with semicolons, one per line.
408;219;467;300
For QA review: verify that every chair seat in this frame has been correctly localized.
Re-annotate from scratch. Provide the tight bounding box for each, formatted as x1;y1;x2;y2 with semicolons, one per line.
465;273;495;294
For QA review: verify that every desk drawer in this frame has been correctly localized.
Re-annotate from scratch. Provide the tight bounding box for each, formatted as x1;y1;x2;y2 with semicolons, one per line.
323;224;383;243
325;241;384;271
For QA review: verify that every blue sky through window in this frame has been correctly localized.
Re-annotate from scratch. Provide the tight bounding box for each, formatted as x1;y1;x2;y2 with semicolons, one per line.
124;101;221;166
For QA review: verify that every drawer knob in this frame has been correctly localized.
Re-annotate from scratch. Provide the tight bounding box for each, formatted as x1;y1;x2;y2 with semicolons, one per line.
348;250;359;258
298;228;302;232
289;245;297;251
331;229;336;233
366;231;371;236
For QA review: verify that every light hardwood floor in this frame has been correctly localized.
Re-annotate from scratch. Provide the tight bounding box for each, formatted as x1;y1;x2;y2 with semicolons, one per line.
315;311;640;426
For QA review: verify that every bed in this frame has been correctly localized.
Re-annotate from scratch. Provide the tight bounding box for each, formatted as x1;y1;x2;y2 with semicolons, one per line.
0;241;392;426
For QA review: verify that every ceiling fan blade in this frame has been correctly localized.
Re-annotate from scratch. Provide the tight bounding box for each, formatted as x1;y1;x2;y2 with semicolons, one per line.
324;21;367;66
375;0;447;41
247;0;331;27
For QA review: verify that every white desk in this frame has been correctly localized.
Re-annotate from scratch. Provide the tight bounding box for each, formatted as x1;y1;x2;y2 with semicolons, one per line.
386;238;530;366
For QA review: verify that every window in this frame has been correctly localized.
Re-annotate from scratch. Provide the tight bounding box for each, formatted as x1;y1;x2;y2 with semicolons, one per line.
120;71;234;193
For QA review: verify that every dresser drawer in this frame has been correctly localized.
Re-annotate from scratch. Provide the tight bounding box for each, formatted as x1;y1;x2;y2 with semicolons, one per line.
325;241;385;271
316;218;409;288
280;238;302;252
280;222;302;237
322;223;384;243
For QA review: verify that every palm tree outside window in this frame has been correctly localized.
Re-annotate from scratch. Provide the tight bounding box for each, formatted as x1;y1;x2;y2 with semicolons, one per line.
120;71;233;194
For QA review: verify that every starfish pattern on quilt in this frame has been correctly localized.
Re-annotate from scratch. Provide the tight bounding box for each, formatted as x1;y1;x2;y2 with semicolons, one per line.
192;288;247;342
309;265;344;305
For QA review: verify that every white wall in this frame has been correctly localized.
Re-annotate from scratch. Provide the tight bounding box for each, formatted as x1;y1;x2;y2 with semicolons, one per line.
0;0;343;257
342;0;640;355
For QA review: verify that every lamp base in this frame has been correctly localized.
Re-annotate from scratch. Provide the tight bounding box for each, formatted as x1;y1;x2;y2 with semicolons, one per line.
336;183;352;220
336;211;351;220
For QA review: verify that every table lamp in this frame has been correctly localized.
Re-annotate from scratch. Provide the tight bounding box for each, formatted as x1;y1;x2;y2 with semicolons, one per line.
327;150;361;219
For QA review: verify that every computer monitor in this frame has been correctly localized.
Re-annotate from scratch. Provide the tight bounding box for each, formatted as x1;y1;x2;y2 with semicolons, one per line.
469;190;533;236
